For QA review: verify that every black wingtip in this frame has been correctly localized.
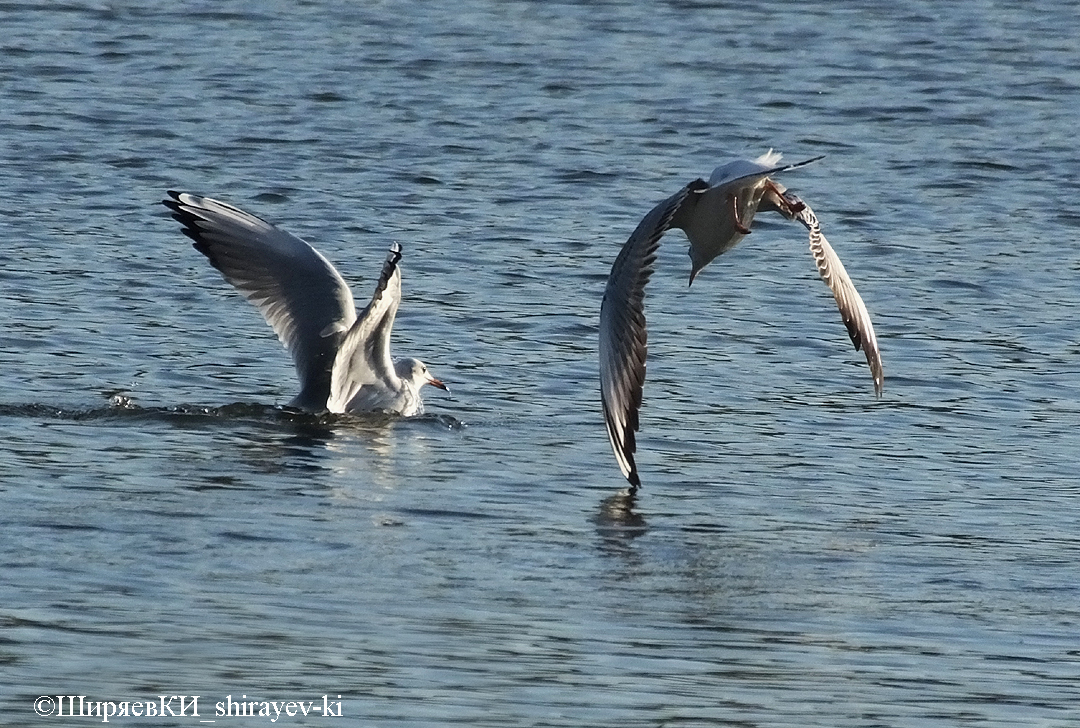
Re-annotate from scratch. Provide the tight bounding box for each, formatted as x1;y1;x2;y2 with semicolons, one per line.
623;443;641;488
785;154;826;171
162;190;183;210
367;241;404;306
161;191;217;264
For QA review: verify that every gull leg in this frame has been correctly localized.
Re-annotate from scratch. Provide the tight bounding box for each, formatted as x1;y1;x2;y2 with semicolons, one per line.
762;179;806;218
729;193;752;234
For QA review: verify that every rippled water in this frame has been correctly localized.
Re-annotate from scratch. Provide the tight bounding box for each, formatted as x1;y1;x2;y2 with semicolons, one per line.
3;1;1079;726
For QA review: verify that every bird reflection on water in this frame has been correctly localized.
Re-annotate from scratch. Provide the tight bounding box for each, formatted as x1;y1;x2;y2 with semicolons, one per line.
593;489;648;553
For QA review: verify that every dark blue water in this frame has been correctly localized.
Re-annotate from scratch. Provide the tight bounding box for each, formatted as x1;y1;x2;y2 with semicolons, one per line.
2;1;1079;725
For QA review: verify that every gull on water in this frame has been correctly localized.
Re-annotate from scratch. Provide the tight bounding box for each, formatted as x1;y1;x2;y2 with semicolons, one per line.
599;151;883;489
164;191;447;416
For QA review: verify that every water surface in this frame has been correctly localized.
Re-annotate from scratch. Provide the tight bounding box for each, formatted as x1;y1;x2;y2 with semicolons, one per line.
2;1;1079;726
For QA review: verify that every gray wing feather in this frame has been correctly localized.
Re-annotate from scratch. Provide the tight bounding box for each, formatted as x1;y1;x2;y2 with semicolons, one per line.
795;203;884;395
599;181;704;488
164;191;357;408
327;242;403;413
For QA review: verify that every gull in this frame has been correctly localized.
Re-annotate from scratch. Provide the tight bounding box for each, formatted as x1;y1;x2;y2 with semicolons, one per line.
163;191;447;416
599;152;882;488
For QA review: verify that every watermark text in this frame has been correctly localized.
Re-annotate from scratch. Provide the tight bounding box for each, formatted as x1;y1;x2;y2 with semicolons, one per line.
33;695;344;722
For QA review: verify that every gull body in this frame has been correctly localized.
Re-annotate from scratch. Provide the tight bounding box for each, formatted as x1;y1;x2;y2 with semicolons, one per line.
673;150;824;284
163;191;447;416
599;153;882;488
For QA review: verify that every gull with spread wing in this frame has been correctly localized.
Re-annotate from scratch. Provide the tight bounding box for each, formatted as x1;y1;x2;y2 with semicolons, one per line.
599;152;882;489
164;191;447;415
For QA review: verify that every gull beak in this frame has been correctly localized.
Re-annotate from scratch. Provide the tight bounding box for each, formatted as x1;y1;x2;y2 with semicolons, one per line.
428;376;449;393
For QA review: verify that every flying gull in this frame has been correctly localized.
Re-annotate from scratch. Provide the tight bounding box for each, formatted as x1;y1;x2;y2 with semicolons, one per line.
599;152;882;488
164;191;447;416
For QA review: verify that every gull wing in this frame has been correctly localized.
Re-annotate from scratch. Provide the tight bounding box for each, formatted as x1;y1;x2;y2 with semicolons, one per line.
163;191;357;408
599;181;705;488
794;201;884;395
706;154;825;187
326;242;403;413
